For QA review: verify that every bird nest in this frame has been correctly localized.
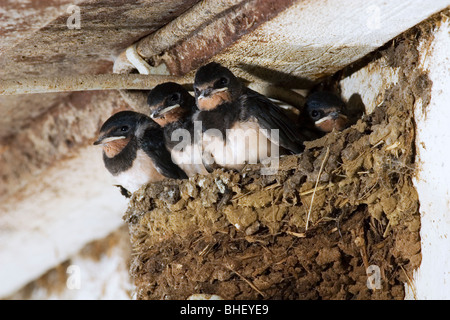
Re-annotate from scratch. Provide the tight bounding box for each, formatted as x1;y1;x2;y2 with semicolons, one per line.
123;23;433;300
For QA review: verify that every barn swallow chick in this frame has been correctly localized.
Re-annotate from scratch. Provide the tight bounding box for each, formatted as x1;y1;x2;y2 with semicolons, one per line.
94;111;187;194
147;82;208;176
305;91;348;133
193;62;305;172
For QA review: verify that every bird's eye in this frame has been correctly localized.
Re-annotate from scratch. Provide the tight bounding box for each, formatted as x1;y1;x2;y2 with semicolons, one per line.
168;93;180;103
217;77;229;87
120;125;129;132
310;110;321;120
194;87;200;96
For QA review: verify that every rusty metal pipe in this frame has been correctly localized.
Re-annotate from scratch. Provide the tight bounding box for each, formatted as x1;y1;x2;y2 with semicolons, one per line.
0;74;188;95
113;0;302;111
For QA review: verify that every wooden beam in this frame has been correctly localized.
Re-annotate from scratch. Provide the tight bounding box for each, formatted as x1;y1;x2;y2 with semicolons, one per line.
212;0;450;87
135;0;296;76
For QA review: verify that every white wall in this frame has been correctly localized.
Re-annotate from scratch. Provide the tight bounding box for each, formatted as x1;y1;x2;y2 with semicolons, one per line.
406;20;450;299
0;146;129;298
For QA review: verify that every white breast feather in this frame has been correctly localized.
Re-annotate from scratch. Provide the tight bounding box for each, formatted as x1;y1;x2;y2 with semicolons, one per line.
114;150;164;193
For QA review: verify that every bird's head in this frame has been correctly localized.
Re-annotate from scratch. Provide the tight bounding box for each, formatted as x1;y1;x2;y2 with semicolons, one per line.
94;111;143;158
193;62;242;111
147;82;195;127
305;92;348;133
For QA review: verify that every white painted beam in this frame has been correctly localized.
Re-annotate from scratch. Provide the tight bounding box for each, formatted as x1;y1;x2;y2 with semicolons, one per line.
407;21;450;300
339;17;450;300
214;0;450;85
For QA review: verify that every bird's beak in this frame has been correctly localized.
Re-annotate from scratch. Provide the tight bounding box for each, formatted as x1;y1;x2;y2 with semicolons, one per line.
314;111;348;132
151;104;180;119
315;112;348;125
198;87;228;100
93;135;126;146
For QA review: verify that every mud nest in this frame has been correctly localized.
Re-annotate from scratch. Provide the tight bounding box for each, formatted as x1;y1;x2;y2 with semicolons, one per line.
123;23;435;300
